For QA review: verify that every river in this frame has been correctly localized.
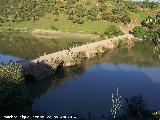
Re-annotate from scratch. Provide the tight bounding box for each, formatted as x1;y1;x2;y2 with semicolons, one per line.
0;35;160;118
31;42;160;117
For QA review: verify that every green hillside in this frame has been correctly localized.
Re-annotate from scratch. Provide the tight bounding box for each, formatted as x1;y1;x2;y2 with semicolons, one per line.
0;0;159;33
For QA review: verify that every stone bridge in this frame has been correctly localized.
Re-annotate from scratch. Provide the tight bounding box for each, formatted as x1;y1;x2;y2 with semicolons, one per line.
20;34;134;80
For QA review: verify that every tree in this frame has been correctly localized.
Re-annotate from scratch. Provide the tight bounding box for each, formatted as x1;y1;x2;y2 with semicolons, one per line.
121;14;131;24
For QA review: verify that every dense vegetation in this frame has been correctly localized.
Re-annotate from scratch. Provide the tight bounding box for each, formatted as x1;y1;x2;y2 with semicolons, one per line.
0;0;158;23
132;12;160;58
0;0;159;33
132;13;160;43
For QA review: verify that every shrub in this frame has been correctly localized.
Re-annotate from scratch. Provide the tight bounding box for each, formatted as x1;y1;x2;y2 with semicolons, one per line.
132;25;160;43
0;62;32;115
73;51;87;64
54;18;58;21
51;25;58;30
0;62;23;82
132;26;146;38
121;14;131;24
102;13;121;23
72;17;84;24
127;5;139;13
104;25;124;38
112;8;121;14
99;33;106;40
141;13;160;31
153;111;160;119
0;17;4;23
114;39;128;48
68;16;74;20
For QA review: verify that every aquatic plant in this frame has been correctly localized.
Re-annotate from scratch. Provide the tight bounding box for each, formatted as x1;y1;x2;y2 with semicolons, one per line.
153;111;160;119
111;88;122;119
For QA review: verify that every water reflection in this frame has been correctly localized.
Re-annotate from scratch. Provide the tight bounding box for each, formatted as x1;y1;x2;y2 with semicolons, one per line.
0;54;21;64
32;63;160;117
31;42;160;117
0;32;93;58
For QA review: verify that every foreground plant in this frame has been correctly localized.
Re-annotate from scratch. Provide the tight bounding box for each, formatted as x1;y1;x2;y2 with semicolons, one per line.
111;88;122;119
0;62;32;115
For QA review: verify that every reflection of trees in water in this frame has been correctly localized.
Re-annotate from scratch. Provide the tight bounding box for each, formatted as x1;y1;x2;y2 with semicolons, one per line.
154;44;160;59
1;63;160;119
0;32;92;59
86;42;160;67
0;33;46;58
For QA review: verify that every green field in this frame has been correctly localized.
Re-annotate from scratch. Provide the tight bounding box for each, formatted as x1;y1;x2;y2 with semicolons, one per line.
1;14;116;34
0;0;159;33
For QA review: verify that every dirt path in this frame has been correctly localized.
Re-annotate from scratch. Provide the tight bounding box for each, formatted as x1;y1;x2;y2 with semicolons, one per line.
118;19;139;34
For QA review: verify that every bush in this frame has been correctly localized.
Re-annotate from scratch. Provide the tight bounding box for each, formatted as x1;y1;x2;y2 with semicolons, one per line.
132;26;160;43
0;62;23;82
54;18;58;21
112;8;121;14
51;25;58;30
101;13;121;23
132;26;146;38
127;5;139;13
73;51;87;64
0;17;4;23
0;62;32;115
72;17;84;24
141;13;160;31
153;111;160;119
114;39;128;48
99;33;106;40
68;16;74;20
104;25;124;38
121;14;131;24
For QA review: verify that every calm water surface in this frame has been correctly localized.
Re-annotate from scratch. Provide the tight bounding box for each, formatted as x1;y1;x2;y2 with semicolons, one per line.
0;54;21;64
30;42;160;117
0;35;160;117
